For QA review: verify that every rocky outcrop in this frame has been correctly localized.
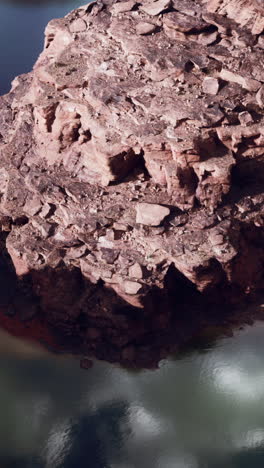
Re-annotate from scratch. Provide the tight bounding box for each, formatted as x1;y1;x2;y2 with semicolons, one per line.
0;0;263;367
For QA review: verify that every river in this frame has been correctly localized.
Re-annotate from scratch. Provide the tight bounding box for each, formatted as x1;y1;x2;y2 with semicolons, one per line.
1;1;264;467
1;322;264;467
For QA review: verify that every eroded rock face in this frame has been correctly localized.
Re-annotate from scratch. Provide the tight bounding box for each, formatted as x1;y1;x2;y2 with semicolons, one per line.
0;0;263;367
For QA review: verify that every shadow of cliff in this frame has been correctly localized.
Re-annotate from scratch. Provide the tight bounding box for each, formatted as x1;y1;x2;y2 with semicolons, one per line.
0;231;263;368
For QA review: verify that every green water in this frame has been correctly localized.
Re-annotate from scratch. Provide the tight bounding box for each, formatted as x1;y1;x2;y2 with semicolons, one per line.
0;322;264;467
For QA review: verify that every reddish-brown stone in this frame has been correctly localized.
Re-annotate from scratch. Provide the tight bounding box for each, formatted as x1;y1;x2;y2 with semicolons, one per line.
0;0;263;367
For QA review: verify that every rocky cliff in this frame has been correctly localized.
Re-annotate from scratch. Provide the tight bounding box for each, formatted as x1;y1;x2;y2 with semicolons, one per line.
0;0;263;366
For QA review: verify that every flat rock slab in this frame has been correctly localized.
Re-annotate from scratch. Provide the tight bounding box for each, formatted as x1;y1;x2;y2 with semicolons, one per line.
136;203;170;226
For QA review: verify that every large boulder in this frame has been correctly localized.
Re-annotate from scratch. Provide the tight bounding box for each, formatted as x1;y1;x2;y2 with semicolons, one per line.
0;0;263;366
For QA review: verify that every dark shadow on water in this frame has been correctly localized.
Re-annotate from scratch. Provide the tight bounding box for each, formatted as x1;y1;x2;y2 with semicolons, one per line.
0;457;43;468
0;229;262;368
0;399;129;468
231;447;264;468
207;446;264;468
60;401;129;468
170;330;221;361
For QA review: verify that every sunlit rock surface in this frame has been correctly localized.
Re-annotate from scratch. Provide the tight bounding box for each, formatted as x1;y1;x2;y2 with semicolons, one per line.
0;0;263;366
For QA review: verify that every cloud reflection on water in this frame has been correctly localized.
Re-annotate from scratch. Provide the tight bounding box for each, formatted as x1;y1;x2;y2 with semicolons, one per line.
1;321;264;466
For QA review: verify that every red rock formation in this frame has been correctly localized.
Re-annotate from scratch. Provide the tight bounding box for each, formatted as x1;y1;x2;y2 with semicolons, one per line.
0;0;263;367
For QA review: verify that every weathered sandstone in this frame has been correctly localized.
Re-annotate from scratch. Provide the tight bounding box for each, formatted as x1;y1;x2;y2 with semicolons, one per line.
0;0;263;367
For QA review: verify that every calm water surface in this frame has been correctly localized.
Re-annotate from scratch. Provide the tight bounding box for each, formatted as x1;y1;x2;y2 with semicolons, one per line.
1;323;264;467
1;2;264;467
0;0;82;95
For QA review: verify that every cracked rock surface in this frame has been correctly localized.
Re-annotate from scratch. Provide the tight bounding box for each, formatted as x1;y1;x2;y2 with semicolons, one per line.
0;0;263;367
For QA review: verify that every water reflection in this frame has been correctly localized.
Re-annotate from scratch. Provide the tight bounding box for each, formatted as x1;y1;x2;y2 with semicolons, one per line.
1;321;264;466
0;0;85;95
